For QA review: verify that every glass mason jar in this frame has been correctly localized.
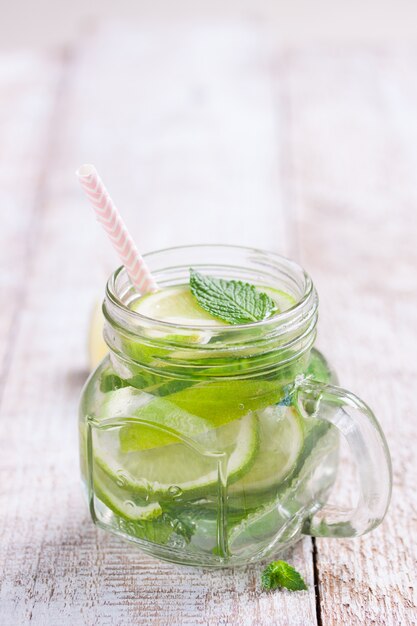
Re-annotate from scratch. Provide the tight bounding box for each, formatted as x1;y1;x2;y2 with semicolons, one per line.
79;245;392;567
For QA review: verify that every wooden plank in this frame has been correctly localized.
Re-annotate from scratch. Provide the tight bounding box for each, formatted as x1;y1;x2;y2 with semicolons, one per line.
282;48;417;625
0;24;317;626
0;52;60;391
71;21;294;260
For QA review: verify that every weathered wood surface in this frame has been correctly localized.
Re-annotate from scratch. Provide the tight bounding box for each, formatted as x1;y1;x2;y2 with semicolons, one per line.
0;53;60;390
283;49;417;626
0;23;416;626
0;24;315;626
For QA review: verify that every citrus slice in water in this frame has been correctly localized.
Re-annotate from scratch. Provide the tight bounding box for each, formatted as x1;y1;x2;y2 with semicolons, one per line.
93;464;163;521
262;286;297;312
92;410;259;500
132;285;223;326
100;387;212;451
98;380;278;450
227;497;299;555
229;406;304;496
132;284;296;326
88;283;297;367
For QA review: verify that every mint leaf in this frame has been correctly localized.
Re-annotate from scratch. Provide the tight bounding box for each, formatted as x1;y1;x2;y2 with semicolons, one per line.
100;372;193;397
189;269;278;325
100;374;130;393
261;560;307;592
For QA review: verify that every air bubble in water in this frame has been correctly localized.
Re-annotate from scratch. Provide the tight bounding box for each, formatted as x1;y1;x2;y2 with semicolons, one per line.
238;403;245;410
168;485;182;498
134;479;153;501
116;471;128;487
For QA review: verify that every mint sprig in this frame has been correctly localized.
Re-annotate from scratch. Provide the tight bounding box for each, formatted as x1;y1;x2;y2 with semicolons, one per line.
261;560;308;592
189;269;278;325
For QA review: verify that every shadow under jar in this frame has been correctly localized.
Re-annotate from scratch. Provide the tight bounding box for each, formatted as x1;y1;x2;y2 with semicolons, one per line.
79;245;392;567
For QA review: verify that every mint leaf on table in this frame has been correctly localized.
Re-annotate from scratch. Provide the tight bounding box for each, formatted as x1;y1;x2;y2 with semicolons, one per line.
261;560;308;592
189;269;278;325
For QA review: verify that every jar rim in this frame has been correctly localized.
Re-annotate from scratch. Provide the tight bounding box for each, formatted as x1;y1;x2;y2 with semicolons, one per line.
105;244;317;335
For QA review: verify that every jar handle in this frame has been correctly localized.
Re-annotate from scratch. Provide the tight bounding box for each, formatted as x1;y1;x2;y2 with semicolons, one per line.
295;379;392;537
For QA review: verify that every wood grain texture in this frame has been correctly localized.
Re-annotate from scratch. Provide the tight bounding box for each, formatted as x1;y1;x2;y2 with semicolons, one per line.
281;49;417;625
0;24;316;626
0;53;60;394
70;22;294;261
1;23;416;626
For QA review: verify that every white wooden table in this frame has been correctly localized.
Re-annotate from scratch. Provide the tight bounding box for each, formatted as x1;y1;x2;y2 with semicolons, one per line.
0;22;416;626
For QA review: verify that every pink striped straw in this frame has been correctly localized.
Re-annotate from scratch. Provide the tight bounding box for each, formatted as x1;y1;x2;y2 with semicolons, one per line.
76;164;158;293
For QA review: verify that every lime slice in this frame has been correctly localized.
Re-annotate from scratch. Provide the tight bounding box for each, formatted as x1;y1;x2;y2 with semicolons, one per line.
100;387;211;451
167;380;281;428
262;286;297;312
87;284;297;368
131;284;296;326
228;500;284;550
99;380;280;450
228;417;338;554
227;498;302;555
229;406;304;495
94;464;163;521
132;285;223;326
93;411;259;499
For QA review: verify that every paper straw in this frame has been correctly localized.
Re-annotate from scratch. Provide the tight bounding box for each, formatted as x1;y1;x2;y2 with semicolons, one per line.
76;164;158;293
